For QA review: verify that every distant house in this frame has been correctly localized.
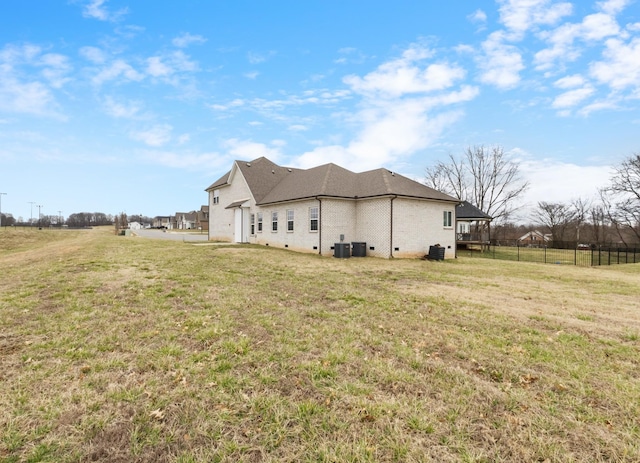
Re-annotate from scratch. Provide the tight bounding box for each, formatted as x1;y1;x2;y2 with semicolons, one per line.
198;205;209;231
456;201;492;248
175;211;198;230
205;157;460;258
153;216;172;229
129;221;142;230
518;230;551;247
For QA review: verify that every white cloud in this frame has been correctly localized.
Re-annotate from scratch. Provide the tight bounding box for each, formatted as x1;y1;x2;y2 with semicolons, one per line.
169;51;199;72
581;13;622;40
590;37;640;90
130;124;173;147
92;59;144;85
497;0;573;36
147;56;172;77
0;77;59;117
468;9;488;24
210;99;245;111
552;86;595;108
344;43;465;97
554;74;586;88
288;124;308;131
291;43;480;172
597;0;631;15
334;47;367;65
244;71;259;80
82;0;128;22
79;46;107;64
211;89;351;115
519;158;612;214
578;99;620;115
478;31;524;88
146;51;199;79
103;96;143;119
222;138;283;161
39;53;72;88
247;51;275;64
0;44;64;118
534;12;622;71
172;33;207;48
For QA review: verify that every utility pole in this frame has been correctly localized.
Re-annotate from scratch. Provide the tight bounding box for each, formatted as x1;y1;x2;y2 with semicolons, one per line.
58;210;62;227
28;202;35;226
37;205;43;228
0;193;6;228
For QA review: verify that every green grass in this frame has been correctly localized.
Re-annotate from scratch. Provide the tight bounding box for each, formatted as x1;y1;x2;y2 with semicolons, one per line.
1;227;640;462
461;244;640;267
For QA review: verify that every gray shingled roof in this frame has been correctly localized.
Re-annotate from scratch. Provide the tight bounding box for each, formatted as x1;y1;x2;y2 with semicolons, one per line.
206;157;459;205
456;201;492;220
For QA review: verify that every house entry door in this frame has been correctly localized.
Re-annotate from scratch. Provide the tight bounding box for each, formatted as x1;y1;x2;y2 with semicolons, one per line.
234;208;243;243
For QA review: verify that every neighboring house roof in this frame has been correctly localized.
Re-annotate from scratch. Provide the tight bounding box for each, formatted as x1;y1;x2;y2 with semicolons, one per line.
456;201;492;221
175;211;198;221
518;230;551;241
206;157;459;205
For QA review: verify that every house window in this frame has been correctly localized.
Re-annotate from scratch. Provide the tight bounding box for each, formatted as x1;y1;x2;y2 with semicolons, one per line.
250;214;255;235
443;210;452;228
309;207;318;232
257;213;263;232
287;210;294;232
213;189;220;205
272;212;278;232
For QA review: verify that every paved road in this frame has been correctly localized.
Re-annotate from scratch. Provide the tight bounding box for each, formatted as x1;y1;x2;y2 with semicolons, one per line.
133;229;209;242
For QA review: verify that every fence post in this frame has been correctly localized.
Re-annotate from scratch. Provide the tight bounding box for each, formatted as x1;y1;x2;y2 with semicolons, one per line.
517;243;520;261
574;247;577;266
544;246;547;264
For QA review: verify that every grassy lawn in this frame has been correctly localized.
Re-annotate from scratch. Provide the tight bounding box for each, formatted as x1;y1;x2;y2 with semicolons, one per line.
1;227;639;462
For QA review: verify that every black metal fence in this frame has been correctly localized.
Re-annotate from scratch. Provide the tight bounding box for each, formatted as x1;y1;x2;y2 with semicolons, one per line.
459;242;640;267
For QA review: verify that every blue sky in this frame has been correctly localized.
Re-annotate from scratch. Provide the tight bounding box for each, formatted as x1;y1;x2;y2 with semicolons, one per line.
1;0;639;222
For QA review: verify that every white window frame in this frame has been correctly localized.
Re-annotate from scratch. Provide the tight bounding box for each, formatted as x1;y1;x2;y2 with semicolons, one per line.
250;213;255;235
287;209;294;232
213;189;220;205
257;212;263;233
272;211;278;232
443;210;453;228
309;207;318;232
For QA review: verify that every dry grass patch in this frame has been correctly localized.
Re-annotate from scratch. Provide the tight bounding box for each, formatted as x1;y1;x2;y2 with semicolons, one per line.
1;227;639;462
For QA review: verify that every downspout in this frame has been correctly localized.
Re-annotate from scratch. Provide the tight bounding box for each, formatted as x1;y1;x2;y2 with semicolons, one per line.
317;197;322;255
390;195;397;258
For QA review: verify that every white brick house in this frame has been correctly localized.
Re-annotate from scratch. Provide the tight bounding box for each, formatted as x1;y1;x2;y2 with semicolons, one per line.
205;157;460;258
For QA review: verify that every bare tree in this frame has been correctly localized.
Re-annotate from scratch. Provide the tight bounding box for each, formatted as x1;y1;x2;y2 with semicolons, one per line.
571;197;591;243
532;201;578;245
603;153;640;244
425;145;529;222
587;199;609;245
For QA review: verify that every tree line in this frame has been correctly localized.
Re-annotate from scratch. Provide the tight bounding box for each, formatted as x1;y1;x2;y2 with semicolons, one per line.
425;146;640;247
1;213;155;228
